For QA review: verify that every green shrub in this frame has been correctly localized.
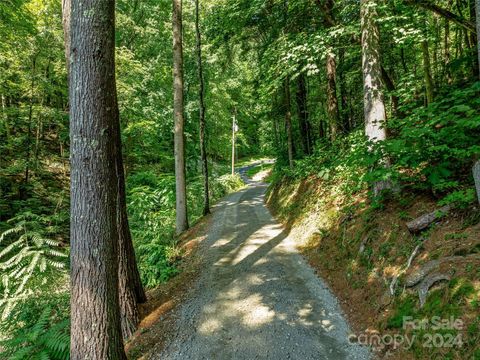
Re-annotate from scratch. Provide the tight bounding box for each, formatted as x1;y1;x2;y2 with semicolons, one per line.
127;169;244;288
0;306;70;360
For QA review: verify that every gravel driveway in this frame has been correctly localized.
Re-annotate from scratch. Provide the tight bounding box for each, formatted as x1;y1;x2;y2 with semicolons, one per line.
151;172;371;360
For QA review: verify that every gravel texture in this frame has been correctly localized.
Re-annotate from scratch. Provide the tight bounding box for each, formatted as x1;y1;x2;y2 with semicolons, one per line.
151;171;371;360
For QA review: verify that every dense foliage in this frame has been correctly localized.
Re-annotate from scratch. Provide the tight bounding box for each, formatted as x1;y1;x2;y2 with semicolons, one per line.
0;0;479;358
0;0;250;354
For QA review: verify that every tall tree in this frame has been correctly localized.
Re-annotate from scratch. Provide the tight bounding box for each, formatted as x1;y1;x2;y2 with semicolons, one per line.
361;0;391;195
421;19;435;105
173;0;189;233
69;0;126;358
114;93;147;339
284;77;294;169
476;0;480;77
321;0;341;141
296;73;311;155
195;0;210;216
445;0;453;83
62;0;146;340
421;39;435;105
473;0;480;205
469;0;478;74
326;48;340;140
338;48;351;131
61;0;71;71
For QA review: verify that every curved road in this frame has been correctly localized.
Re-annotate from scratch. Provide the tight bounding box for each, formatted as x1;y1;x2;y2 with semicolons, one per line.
152;168;370;360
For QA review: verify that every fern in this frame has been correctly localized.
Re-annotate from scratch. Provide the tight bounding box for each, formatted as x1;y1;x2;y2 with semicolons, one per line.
0;213;68;319
0;307;70;360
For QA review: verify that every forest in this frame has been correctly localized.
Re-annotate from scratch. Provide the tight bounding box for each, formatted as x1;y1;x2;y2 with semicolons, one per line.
0;0;479;359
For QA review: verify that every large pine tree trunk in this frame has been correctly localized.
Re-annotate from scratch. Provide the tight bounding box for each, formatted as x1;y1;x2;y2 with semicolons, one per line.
284;77;294;169
69;0;126;358
173;0;189;234
361;0;391;196
63;0;146;340
195;0;210;216
113;92;147;340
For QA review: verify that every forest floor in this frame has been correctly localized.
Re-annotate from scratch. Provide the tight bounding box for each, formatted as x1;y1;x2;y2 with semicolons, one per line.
128;164;370;359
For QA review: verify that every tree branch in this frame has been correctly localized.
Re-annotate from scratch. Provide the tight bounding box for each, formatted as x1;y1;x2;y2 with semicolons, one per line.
405;0;476;33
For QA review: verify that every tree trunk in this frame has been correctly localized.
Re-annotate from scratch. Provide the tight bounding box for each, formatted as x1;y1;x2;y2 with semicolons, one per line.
361;0;391;196
469;0;479;77
433;17;440;82
315;0;340;141
69;0;126;358
1;95;9;140
421;39;435;105
63;0;146;340
380;66;400;116
445;3;452;83
326;49;340;141
295;73;311;155
284;77;294;169
22;57;36;200
338;48;350;132
173;0;189;234
406;0;476;33
61;0;71;72
400;47;408;73
113;91;146;340
361;0;387;142
195;0;210;216
475;0;480;77
474;0;480;205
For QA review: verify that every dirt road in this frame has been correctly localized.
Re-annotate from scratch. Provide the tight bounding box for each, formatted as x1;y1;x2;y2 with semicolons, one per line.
151;171;370;360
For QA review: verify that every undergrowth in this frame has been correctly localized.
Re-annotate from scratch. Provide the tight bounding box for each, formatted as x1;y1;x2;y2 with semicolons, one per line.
127;168;244;288
0;163;244;359
274;82;480;209
267;82;480;359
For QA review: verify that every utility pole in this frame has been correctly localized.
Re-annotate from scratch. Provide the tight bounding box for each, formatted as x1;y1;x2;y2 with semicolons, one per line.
231;111;236;175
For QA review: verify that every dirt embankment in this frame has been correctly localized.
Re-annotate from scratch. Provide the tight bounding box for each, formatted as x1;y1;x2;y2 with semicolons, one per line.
266;176;480;360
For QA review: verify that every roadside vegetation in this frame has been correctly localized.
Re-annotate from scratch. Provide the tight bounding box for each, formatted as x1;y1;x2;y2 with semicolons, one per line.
266;83;480;358
1;0;480;358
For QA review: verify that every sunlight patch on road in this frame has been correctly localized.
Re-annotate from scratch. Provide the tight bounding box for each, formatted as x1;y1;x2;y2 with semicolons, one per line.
198;291;275;335
227;224;285;266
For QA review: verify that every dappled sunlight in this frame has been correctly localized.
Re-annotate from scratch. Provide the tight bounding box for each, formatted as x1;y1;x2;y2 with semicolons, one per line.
367;268;379;284
154;185;368;359
155;183;370;359
382;265;402;278
228;225;284;266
